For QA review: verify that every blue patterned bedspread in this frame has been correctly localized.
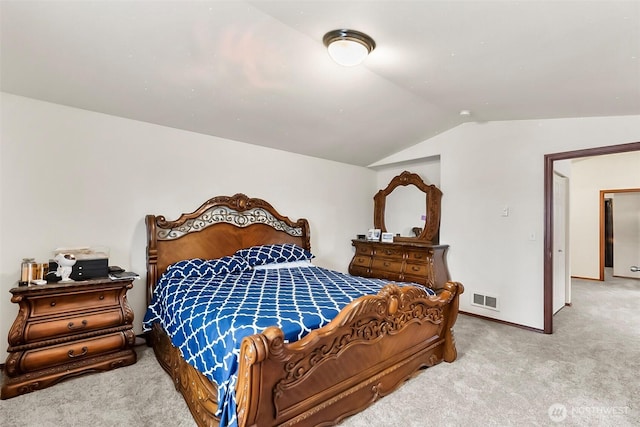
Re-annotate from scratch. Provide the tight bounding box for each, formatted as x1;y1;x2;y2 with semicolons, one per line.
143;262;434;427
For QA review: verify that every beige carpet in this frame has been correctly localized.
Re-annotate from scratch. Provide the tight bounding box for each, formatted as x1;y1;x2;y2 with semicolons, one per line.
1;273;638;426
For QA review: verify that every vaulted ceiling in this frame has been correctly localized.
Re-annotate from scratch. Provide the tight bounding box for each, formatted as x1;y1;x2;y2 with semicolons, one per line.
2;1;639;166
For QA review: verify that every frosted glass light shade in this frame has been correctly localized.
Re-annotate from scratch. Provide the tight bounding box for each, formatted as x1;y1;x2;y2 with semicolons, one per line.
327;39;369;66
323;29;375;67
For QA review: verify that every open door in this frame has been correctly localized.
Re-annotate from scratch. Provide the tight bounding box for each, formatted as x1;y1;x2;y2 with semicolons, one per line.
553;173;569;313
612;191;640;279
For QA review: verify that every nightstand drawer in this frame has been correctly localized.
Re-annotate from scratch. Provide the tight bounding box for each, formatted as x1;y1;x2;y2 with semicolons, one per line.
24;309;125;343
30;288;120;317
19;332;128;373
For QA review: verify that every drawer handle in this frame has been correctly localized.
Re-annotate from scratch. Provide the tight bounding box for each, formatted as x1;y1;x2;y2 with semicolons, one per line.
68;347;88;359
68;320;88;330
411;266;421;272
384;250;393;255
50;301;56;307
98;295;105;300
383;261;391;267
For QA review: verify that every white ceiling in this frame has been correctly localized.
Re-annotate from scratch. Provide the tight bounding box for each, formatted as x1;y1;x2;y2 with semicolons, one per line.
2;1;639;166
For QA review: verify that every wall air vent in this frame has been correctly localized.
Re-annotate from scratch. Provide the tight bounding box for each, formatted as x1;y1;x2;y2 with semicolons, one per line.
471;293;499;311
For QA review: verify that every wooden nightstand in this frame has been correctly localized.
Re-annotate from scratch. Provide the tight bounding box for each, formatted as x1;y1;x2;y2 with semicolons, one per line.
1;277;137;399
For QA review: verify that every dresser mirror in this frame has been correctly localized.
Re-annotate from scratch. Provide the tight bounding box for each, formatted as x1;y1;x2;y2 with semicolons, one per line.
373;171;442;243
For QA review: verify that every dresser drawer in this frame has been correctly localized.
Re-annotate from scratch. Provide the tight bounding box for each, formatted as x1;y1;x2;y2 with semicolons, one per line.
354;245;374;256
404;262;435;287
404;262;428;276
369;269;401;282
404;273;434;288
19;332;128;373
406;249;432;261
375;246;402;258
30;288;120;317
371;258;402;273
23;309;125;343
349;265;369;278
351;255;372;268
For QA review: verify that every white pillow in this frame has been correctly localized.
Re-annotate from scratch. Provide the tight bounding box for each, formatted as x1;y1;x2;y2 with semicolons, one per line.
252;260;314;270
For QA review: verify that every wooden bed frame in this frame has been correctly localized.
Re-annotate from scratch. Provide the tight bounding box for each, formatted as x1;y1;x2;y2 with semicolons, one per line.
145;193;463;427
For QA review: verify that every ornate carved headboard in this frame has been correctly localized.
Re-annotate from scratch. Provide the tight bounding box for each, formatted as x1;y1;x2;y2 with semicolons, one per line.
145;193;310;304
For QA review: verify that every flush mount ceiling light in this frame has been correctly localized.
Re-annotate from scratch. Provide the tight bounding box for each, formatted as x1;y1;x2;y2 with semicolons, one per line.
323;29;376;67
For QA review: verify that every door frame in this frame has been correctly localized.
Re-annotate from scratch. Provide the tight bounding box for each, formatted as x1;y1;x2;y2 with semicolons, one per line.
599;188;640;280
543;141;640;334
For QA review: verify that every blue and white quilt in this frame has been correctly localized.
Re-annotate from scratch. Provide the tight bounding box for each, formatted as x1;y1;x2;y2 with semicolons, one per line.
143;247;434;427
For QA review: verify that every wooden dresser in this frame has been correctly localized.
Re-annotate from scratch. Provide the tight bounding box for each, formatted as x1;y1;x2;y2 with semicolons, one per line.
349;239;450;290
1;277;137;399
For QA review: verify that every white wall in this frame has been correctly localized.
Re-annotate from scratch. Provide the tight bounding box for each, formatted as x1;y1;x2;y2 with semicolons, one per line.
569;152;640;279
371;116;640;330
0;93;375;359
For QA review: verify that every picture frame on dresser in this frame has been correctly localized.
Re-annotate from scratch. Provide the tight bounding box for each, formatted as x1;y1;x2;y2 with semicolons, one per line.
381;232;394;243
366;228;381;241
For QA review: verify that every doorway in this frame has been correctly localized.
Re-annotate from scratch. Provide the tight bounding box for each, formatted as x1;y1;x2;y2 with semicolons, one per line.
601;189;640;280
543;141;640;334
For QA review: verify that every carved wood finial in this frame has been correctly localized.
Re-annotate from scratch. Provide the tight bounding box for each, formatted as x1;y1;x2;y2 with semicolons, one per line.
398;170;413;183
388;295;398;315
233;193;249;210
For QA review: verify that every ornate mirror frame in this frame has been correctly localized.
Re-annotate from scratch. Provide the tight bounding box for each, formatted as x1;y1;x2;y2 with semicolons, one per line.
373;171;442;243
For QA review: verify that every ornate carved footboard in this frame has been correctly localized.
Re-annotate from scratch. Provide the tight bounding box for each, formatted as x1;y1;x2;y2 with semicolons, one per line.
236;281;463;427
